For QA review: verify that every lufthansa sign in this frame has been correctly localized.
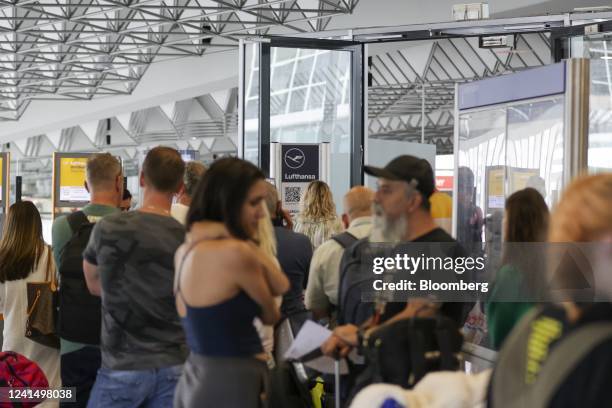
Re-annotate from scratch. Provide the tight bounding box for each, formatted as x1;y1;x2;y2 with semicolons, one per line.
281;144;319;182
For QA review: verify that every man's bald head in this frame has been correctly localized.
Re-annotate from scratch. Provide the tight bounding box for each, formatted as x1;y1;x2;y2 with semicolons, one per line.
343;186;374;222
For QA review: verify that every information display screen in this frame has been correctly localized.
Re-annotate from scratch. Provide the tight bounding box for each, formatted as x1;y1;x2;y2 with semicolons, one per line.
59;157;90;202
508;167;540;196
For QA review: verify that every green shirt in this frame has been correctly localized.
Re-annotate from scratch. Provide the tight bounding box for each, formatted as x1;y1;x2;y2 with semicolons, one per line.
51;204;120;355
485;264;534;349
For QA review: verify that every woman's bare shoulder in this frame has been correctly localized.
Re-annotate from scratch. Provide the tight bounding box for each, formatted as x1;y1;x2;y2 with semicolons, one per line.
187;239;255;266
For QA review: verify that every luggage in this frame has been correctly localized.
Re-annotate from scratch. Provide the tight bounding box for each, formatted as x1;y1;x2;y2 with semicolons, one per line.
350;315;463;401
57;211;102;345
270;311;316;408
0;351;49;408
275;311;348;408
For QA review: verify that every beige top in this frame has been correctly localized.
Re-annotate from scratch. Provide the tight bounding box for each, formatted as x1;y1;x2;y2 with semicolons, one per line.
305;216;372;311
171;202;189;226
293;215;344;250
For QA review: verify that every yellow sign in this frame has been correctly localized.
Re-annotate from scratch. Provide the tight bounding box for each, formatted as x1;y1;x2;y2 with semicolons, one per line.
487;167;505;209
59;157;90;201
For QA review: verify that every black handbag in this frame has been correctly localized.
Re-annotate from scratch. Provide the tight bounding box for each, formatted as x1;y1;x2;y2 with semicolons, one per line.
26;246;60;349
350;315;463;399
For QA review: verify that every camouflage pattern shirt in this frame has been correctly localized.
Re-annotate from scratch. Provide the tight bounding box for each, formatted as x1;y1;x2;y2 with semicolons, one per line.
83;211;187;370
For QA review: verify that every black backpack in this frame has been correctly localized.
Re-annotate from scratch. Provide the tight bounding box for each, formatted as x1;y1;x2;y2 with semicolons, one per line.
57;211;101;345
336;237;376;326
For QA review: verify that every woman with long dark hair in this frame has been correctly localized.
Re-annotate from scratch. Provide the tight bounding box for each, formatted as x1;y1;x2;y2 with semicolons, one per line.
0;201;60;405
486;187;549;348
173;158;289;408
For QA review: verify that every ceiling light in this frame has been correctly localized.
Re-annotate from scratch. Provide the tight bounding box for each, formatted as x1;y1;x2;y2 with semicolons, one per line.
503;24;548;31
361;34;404;41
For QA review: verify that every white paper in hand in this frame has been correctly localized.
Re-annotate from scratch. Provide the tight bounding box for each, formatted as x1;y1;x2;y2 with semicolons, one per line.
284;320;349;375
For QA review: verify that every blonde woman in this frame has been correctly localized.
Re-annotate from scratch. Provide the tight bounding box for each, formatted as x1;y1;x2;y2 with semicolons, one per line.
489;174;612;408
256;204;278;259
294;181;343;249
253;204;282;366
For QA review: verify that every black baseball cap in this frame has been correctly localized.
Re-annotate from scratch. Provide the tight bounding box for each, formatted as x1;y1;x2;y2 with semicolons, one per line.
364;155;435;199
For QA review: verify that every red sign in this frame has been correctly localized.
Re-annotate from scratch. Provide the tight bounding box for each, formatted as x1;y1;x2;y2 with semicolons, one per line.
436;176;453;191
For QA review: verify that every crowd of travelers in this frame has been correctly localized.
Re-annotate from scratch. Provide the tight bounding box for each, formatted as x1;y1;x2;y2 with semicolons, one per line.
0;147;611;408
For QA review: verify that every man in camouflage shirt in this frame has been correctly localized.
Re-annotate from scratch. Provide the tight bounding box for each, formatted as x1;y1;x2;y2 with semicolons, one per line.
83;147;187;407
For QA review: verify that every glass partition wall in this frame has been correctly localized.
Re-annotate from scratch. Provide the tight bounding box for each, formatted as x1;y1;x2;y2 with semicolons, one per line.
455;63;568;265
453;58;612;353
239;38;364;210
456;57;612;264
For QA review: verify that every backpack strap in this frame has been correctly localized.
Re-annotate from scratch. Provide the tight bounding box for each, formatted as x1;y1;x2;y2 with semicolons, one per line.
532;322;612;407
331;231;358;249
66;210;90;233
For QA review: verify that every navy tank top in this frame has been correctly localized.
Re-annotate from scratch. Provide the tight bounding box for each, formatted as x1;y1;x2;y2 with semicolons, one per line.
181;291;263;357
176;239;263;357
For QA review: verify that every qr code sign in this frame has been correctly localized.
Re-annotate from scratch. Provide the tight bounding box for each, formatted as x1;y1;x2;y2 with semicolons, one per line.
284;186;302;203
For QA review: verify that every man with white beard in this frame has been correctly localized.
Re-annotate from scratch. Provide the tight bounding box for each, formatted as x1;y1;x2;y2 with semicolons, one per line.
324;155;469;357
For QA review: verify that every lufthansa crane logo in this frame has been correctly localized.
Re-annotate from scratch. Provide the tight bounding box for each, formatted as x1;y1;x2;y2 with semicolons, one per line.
284;148;306;169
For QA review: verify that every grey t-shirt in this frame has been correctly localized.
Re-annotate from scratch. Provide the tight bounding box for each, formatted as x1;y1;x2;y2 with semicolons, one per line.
83;211;187;370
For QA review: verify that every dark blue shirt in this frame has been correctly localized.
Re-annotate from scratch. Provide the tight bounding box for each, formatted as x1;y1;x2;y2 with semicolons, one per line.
182;291;263;357
274;226;313;317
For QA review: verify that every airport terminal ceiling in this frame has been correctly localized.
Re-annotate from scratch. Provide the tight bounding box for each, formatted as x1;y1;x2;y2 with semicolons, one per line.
0;0;360;121
3;4;612;240
0;0;360;237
